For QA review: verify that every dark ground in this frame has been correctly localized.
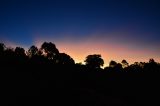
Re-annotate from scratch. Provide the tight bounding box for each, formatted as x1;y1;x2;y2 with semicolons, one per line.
2;64;160;106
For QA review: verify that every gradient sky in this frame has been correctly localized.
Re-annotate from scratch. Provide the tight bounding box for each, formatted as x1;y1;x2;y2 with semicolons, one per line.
0;0;160;66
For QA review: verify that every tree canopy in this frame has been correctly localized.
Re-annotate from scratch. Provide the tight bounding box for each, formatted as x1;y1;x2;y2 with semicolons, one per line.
84;54;104;69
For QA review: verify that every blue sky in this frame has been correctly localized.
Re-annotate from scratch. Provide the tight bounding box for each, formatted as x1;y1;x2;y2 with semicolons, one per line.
0;0;160;65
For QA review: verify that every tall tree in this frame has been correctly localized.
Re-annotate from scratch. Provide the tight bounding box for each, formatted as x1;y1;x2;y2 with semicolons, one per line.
109;60;117;67
15;47;26;57
121;59;129;68
15;47;27;63
84;54;104;69
41;42;59;59
149;58;155;63
56;53;75;64
4;48;15;63
0;43;5;52
27;45;38;57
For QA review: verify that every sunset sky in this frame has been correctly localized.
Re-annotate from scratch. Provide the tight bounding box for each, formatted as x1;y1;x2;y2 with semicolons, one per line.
0;0;160;66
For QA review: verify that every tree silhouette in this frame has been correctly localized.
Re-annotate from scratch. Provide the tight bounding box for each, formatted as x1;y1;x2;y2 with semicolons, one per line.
0;43;5;52
84;54;104;69
121;59;129;68
27;45;39;57
56;53;75;65
1;41;160;106
14;47;27;64
41;42;59;60
0;43;5;63
3;48;15;63
109;60;117;67
149;58;155;63
144;59;159;72
15;47;26;57
108;61;123;72
0;43;5;59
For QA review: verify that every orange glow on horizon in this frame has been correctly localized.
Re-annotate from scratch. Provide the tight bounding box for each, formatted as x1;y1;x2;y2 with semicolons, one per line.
34;36;160;67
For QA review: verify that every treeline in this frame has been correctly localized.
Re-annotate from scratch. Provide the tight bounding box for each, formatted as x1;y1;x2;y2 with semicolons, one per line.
1;42;160;106
0;42;159;72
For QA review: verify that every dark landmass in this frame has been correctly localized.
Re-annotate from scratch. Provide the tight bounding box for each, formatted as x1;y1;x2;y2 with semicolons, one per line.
1;42;160;106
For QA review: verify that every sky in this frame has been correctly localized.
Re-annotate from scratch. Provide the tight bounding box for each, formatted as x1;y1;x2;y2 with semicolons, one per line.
0;0;160;66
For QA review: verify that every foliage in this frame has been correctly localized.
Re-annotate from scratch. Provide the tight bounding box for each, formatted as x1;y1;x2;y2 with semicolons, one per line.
84;54;104;69
1;42;160;106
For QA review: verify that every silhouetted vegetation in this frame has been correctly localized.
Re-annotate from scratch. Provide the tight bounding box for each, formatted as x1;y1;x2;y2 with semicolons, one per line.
1;42;160;106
